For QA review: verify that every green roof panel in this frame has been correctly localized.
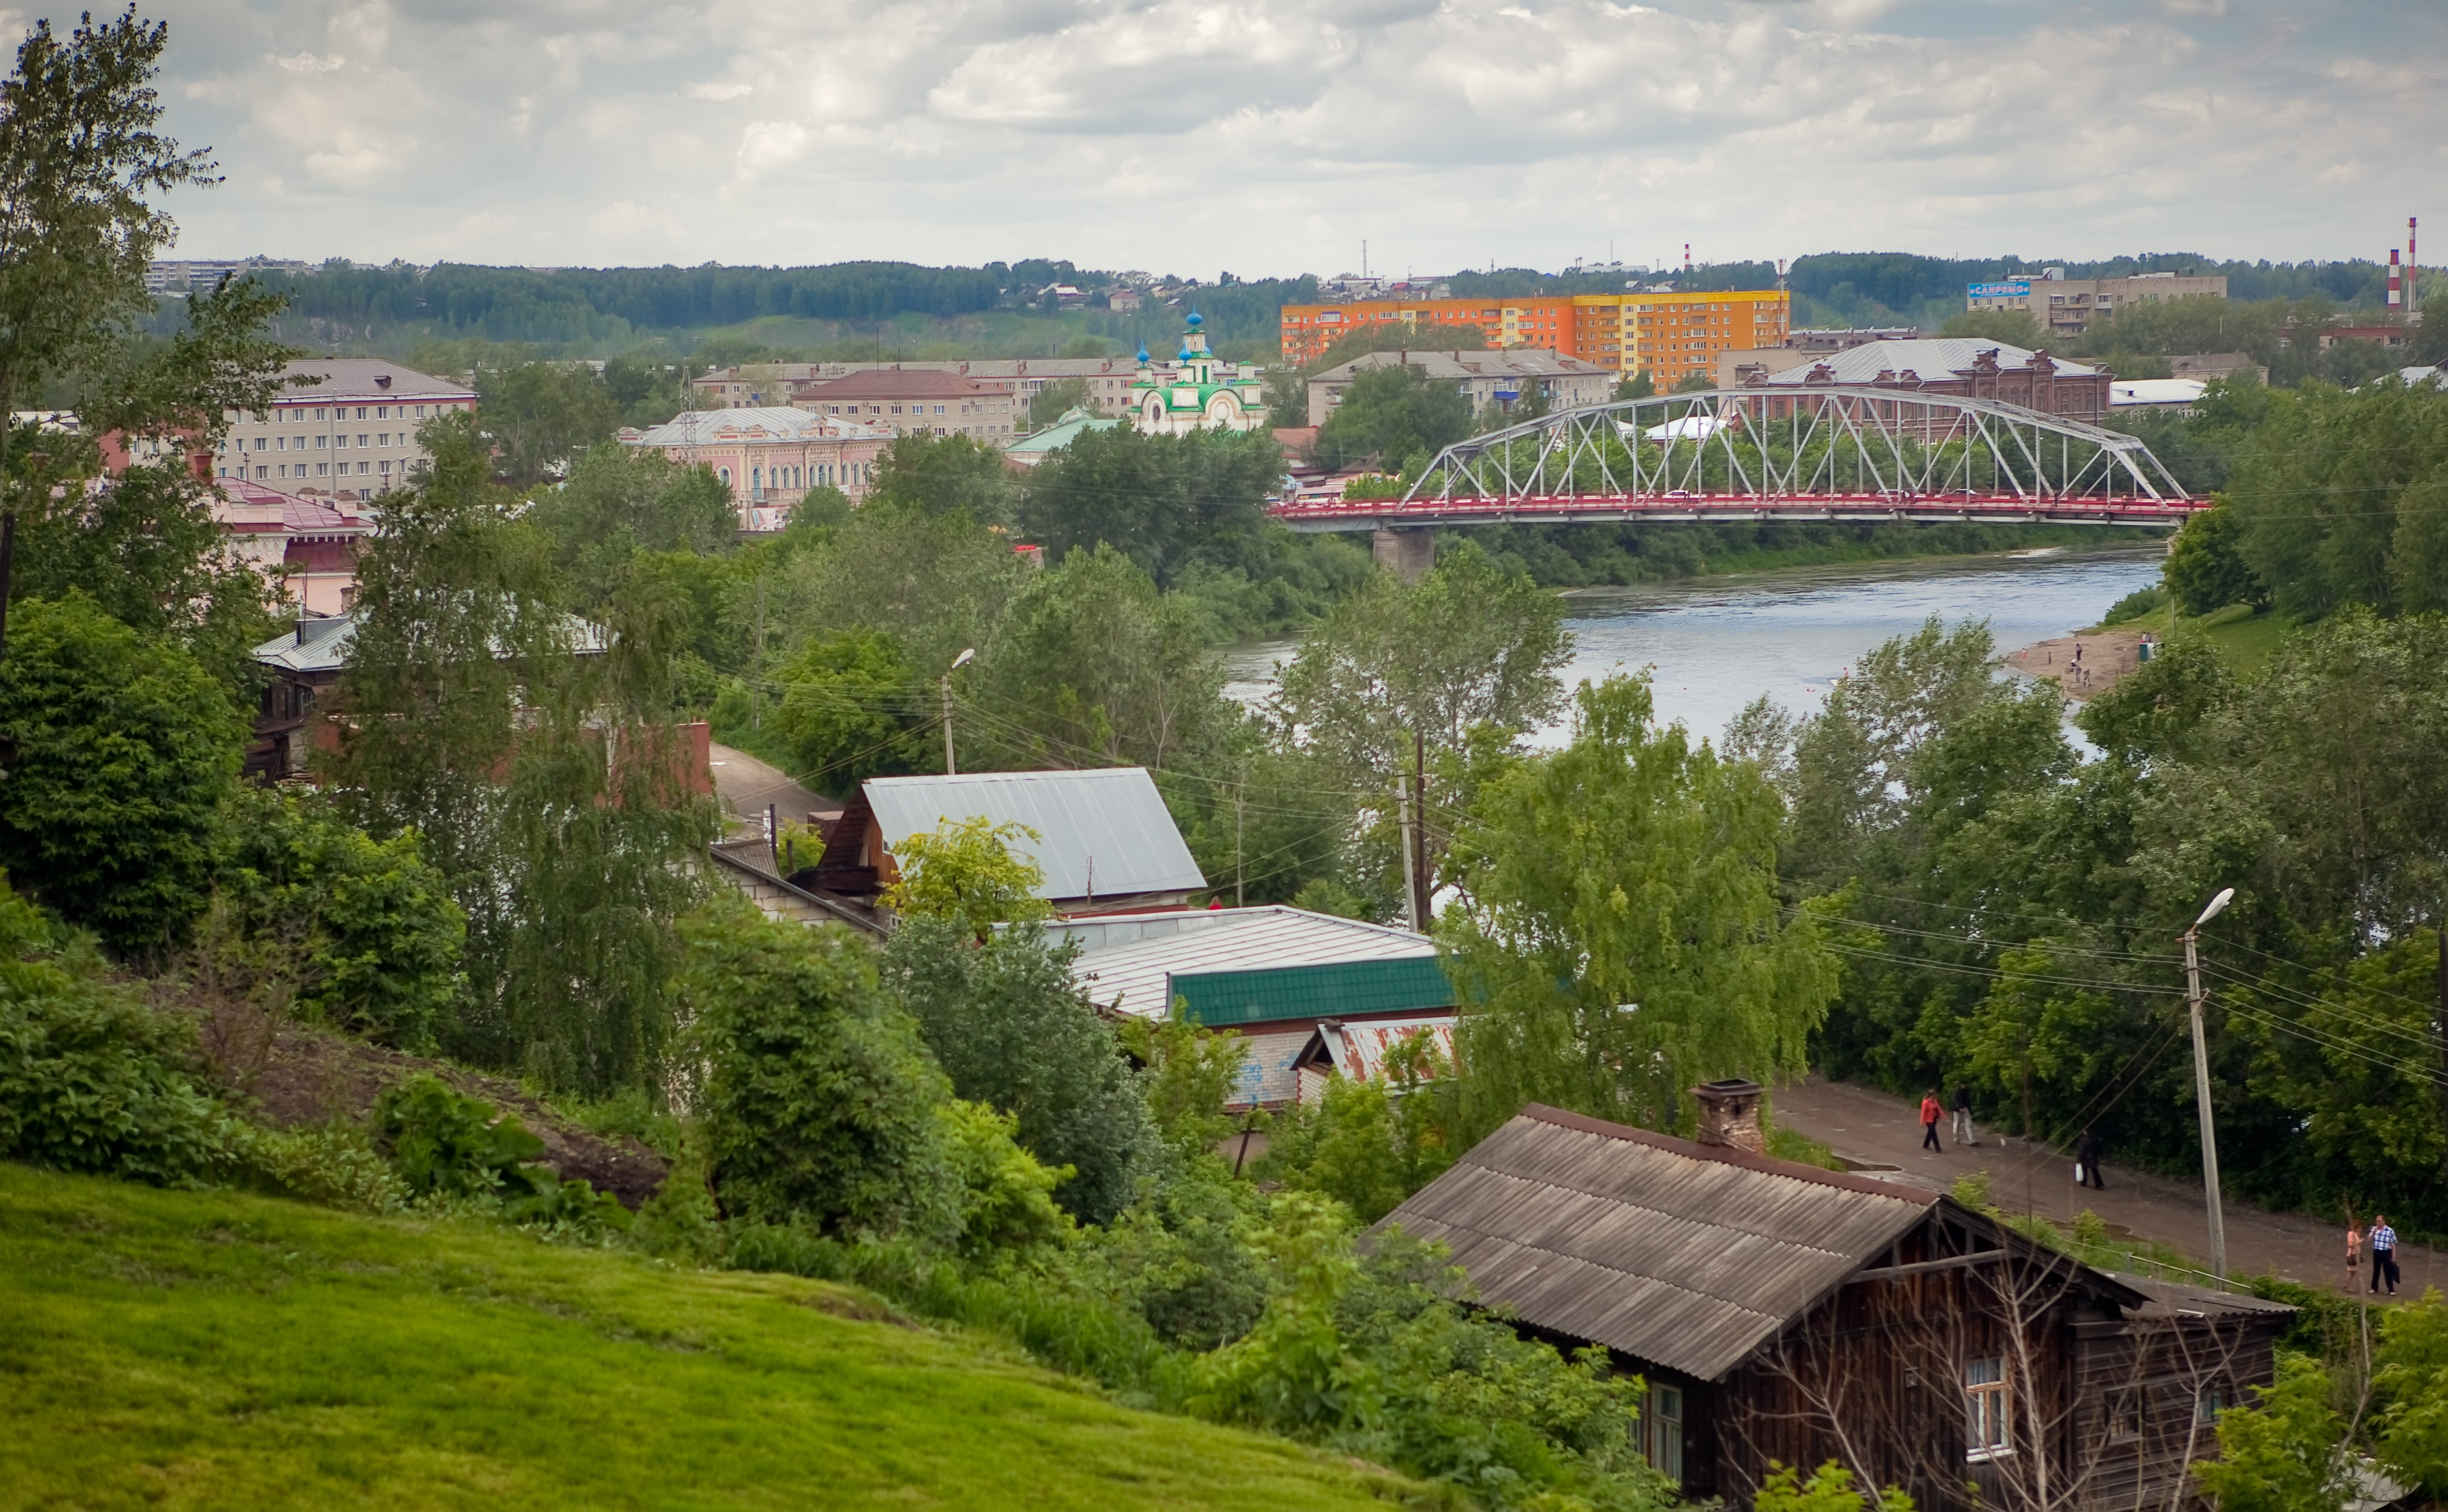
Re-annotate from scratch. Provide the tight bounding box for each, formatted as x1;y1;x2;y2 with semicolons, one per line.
1171;956;1455;1029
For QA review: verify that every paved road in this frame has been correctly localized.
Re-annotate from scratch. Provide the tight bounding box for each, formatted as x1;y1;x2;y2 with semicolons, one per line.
1772;1075;2440;1297
708;743;839;831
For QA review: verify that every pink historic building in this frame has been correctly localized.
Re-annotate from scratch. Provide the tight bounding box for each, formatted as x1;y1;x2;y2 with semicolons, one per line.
621;406;892;531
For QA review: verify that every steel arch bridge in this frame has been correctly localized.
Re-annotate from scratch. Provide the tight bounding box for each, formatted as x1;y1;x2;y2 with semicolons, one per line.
1270;388;2204;532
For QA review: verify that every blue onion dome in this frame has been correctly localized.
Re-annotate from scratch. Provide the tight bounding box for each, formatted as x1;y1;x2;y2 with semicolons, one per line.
1179;346;1197;362
1186;311;1203;328
1136;347;1150;362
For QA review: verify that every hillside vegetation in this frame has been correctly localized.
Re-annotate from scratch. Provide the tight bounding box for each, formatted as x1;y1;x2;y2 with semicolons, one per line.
0;1163;1427;1511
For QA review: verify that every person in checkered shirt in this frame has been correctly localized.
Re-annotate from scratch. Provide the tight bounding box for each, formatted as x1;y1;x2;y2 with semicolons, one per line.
2370;1216;2401;1297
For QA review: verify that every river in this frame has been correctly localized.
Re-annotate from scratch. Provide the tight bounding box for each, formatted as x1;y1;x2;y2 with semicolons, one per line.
1222;544;2167;746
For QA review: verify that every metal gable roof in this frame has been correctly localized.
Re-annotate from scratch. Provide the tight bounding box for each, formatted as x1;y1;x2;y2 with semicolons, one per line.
1376;1106;1937;1381
1756;338;2102;385
861;768;1203;901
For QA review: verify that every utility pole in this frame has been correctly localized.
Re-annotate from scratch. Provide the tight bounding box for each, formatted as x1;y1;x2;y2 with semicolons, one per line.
1233;768;1246;908
1411;729;1431;930
2184;886;2235;1286
1396;772;1420;932
749;574;767;730
940;648;974;775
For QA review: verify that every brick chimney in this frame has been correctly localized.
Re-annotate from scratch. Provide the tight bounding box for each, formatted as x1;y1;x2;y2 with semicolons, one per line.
1692;1079;1765;1154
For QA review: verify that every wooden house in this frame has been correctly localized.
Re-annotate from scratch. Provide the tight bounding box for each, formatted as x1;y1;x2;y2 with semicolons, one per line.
1375;1084;2291;1511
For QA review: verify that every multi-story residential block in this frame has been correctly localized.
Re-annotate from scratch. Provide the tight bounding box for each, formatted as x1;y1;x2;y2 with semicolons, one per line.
1964;269;2227;339
621;407;892;531
1306;349;1616;426
1278;290;1791;387
695;358;1142;422
211;359;477;501
794;369;1017;439
1746;338;2113;423
147;255;311;295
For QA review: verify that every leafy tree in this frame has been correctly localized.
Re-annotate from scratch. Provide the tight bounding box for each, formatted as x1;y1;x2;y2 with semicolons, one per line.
330;413;712;1093
938;1097;1074;1258
1444;675;1840;1140
599;351;692;428
2221;379;2448;619
774;497;1023;678
868;431;1017;522
1017;425;1281;587
2163;502;2267;616
1937;309;2046;348
681;900;956;1240
523;443;736;610
0;594;242;956
1026;375;1094;429
968;543;1232;775
1273;541;1568;793
768;628;936;794
882;815;1050;938
0;8;210;481
1116;1010;1249;1155
216;787;465;1050
477;361;619;486
1309;364;1472;473
883;917;1153;1224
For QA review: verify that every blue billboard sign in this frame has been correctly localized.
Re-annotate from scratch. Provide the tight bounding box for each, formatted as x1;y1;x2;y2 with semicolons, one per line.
1967;280;2032;299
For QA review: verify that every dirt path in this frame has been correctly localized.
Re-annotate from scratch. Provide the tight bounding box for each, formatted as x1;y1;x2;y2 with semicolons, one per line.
1772;1076;2438;1297
2003;627;2156;701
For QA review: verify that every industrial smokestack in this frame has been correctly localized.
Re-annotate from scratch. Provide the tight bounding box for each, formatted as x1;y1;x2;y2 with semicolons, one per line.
2412;217;2422;319
2390;249;2403;311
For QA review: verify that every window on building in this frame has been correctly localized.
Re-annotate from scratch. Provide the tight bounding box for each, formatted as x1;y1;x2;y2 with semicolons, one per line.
1645;1384;1685;1483
2106;1393;2140;1444
2198;1384;2227;1425
1966;1359;2011;1460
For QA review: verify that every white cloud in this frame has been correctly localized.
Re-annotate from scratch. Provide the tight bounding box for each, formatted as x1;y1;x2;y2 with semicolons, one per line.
135;0;2448;271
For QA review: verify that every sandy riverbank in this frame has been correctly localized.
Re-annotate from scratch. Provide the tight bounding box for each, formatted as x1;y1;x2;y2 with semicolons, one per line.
2004;626;2155;701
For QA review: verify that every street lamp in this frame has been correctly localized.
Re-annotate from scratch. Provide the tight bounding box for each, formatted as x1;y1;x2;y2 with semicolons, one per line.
942;648;975;775
2184;886;2234;1285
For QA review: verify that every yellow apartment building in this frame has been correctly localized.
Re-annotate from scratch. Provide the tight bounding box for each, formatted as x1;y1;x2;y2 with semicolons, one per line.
1279;289;1789;388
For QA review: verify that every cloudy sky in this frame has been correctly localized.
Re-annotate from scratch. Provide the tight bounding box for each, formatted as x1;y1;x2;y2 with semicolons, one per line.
114;0;2448;276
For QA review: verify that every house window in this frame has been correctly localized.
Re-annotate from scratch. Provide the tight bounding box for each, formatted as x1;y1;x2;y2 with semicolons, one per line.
2107;1393;2140;1444
1646;1384;1685;1484
2197;1384;2227;1425
1966;1359;2011;1460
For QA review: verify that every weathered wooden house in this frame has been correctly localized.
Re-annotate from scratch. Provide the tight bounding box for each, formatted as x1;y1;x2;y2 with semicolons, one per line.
1376;1084;2290;1511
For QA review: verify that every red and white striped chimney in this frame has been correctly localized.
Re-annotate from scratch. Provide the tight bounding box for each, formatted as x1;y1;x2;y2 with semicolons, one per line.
2389;249;2403;311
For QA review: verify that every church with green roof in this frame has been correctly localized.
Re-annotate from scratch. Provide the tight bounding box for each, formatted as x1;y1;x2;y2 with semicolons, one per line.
1126;311;1269;435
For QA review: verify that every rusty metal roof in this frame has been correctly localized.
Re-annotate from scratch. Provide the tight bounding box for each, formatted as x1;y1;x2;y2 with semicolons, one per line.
1375;1104;1936;1382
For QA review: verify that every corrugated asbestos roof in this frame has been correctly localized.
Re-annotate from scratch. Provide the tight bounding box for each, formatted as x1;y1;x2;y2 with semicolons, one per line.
1377;1105;1936;1382
1050;905;1435;1020
864;768;1203;901
1175;957;1454;1028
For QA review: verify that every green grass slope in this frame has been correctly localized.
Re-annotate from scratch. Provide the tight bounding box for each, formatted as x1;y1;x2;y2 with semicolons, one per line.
0;1165;1422;1511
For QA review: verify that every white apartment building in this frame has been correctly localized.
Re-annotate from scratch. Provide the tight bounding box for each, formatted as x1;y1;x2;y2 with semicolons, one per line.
213;359;477;501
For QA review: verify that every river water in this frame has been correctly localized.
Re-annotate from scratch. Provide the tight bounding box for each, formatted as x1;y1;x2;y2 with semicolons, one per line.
1222;544;2167;747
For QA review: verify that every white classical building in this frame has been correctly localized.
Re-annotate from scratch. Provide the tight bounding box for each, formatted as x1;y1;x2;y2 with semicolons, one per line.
1127;312;1268;435
620;406;892;530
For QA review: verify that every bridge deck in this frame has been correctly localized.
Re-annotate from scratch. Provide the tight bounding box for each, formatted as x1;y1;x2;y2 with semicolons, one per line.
1271;492;2204;531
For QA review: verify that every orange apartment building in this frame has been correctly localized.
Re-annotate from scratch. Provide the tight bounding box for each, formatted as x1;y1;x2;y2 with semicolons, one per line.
1280;290;1789;388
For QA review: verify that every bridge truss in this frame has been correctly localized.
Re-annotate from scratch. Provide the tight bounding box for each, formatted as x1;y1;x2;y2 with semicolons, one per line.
1272;388;2204;531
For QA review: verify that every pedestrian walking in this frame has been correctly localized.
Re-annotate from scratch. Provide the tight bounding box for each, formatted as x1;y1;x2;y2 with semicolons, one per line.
2346;1217;2364;1289
1920;1090;1944;1154
1951;1085;1976;1147
2076;1127;2108;1191
2371;1215;2401;1297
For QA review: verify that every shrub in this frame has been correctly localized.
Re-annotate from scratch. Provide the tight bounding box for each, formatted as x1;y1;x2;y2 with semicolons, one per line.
0;881;243;1184
884;917;1153;1224
1756;1461;1915;1512
218;787;466;1050
0;595;245;956
238;1123;410;1213
374;1073;551;1200
681;901;957;1242
2102;584;2168;624
939;1098;1074;1259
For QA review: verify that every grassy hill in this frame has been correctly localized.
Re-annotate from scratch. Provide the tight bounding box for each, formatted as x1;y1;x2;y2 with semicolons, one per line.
0;1164;1427;1511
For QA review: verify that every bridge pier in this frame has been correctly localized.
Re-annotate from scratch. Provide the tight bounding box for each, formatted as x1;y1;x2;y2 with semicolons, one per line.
1371;525;1436;582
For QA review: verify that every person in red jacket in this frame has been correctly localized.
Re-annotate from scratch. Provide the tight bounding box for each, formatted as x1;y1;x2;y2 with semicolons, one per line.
1920;1091;1944;1153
